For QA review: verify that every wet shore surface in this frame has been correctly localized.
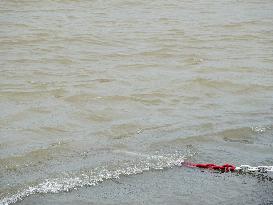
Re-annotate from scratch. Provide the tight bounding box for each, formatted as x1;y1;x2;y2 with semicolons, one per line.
19;167;273;205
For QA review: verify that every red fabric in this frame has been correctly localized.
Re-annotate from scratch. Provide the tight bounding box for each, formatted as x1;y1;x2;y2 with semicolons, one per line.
183;162;236;172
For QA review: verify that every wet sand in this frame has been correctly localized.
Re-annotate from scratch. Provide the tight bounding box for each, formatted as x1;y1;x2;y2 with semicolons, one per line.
19;167;273;205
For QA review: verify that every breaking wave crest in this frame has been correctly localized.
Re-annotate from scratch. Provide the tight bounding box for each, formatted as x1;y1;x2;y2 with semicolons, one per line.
0;152;185;205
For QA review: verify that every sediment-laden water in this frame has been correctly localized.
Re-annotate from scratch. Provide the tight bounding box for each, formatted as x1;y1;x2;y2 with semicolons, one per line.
0;0;273;204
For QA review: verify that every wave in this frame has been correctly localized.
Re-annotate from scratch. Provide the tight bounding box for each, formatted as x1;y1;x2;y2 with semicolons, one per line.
0;152;186;205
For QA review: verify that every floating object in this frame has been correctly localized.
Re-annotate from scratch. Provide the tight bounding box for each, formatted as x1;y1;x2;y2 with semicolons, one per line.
182;162;273;174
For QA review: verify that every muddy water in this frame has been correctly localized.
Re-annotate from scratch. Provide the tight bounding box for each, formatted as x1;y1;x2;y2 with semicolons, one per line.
0;0;273;204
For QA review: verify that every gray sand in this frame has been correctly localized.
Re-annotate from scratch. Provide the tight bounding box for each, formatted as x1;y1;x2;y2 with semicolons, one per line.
19;167;273;205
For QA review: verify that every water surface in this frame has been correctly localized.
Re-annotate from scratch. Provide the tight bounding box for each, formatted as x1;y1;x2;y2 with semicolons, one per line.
0;0;273;204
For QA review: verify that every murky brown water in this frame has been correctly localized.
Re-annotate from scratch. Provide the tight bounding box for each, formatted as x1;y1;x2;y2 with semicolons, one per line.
1;0;273;204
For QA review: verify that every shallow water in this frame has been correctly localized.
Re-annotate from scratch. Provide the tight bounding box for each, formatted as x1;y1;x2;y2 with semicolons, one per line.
0;0;273;204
